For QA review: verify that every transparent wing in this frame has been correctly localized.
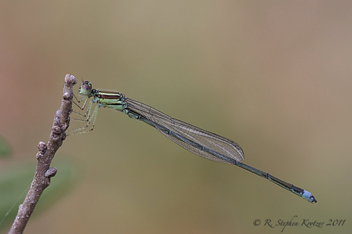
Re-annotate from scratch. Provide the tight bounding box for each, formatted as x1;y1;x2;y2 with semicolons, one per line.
126;98;245;164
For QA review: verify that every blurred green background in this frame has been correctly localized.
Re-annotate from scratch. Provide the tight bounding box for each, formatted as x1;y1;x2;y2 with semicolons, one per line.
1;1;351;233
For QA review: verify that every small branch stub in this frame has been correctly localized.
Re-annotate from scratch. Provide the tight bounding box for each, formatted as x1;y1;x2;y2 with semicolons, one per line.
45;167;57;178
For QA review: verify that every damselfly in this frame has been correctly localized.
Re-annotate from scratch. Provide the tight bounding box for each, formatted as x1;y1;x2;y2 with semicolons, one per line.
70;81;317;203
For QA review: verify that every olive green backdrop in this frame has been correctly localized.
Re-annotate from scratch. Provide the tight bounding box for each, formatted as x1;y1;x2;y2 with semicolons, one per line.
1;1;351;233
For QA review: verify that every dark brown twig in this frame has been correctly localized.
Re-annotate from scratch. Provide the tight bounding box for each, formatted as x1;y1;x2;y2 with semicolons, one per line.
8;74;77;234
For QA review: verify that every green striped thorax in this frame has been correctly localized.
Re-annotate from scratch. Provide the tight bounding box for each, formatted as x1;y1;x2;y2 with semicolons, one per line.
78;80;128;112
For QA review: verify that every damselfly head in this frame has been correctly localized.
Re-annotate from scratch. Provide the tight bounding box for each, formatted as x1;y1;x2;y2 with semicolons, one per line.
78;80;93;96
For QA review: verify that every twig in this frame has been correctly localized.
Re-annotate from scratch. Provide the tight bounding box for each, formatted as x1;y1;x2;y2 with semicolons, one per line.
8;74;77;234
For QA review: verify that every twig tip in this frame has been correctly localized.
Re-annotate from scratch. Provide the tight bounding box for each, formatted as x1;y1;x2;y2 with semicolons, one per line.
65;74;77;85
